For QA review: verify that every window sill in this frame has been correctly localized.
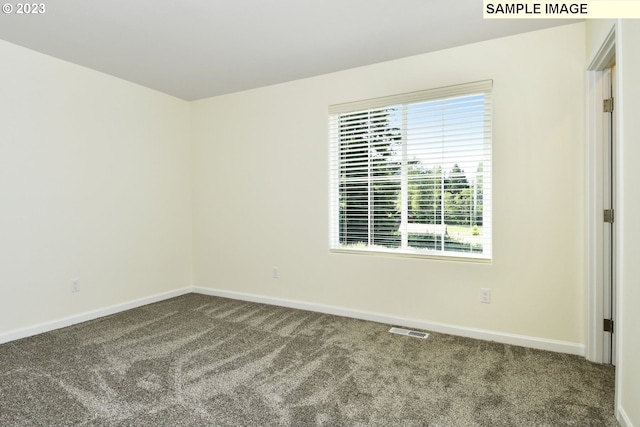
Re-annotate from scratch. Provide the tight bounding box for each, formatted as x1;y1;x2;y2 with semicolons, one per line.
329;247;492;263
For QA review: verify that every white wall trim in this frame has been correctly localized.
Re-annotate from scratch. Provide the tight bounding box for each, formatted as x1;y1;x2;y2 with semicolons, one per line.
618;405;634;427
588;26;616;71
1;284;585;356
585;68;606;363
613;18;625;427
193;287;585;356
0;287;193;344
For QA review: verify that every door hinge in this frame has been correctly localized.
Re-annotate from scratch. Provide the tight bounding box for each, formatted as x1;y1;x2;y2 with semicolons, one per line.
604;209;615;224
603;98;614;113
604;318;614;333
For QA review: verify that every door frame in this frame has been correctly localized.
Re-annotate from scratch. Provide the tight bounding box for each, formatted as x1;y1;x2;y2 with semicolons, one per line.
585;26;617;364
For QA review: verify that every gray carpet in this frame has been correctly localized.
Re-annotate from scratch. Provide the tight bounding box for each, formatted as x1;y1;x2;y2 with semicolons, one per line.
0;293;617;426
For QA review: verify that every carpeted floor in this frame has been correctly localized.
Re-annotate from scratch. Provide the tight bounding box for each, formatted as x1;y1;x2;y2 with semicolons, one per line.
0;293;618;426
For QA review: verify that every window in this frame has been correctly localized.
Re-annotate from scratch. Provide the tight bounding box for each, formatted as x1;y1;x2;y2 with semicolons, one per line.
329;80;492;260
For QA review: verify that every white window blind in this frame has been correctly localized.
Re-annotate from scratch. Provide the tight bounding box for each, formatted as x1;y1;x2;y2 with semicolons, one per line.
329;80;492;260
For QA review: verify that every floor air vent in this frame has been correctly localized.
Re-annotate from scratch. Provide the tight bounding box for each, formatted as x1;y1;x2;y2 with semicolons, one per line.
389;327;429;339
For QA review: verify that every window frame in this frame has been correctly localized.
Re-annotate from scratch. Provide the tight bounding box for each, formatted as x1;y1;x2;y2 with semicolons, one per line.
328;80;493;262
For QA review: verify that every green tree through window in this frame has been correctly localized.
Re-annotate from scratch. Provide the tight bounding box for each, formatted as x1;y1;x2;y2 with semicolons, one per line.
339;108;401;247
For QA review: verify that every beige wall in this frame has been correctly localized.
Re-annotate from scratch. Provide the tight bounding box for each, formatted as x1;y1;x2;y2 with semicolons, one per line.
192;23;587;345
617;18;640;427
0;40;193;334
618;19;640;427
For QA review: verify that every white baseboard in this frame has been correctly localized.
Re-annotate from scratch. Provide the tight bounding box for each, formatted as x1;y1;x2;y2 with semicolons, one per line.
1;285;586;357
618;405;634;427
0;287;192;344
193;287;585;356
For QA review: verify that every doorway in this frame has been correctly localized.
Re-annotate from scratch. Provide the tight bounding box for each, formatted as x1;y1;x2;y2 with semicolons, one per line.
602;65;616;365
586;26;617;366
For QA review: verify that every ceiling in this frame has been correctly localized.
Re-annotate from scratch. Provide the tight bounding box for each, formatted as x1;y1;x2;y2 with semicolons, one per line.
0;0;577;101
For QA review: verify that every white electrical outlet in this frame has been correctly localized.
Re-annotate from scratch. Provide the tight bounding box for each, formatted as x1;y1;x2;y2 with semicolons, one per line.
272;267;279;279
480;288;491;304
71;279;80;293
